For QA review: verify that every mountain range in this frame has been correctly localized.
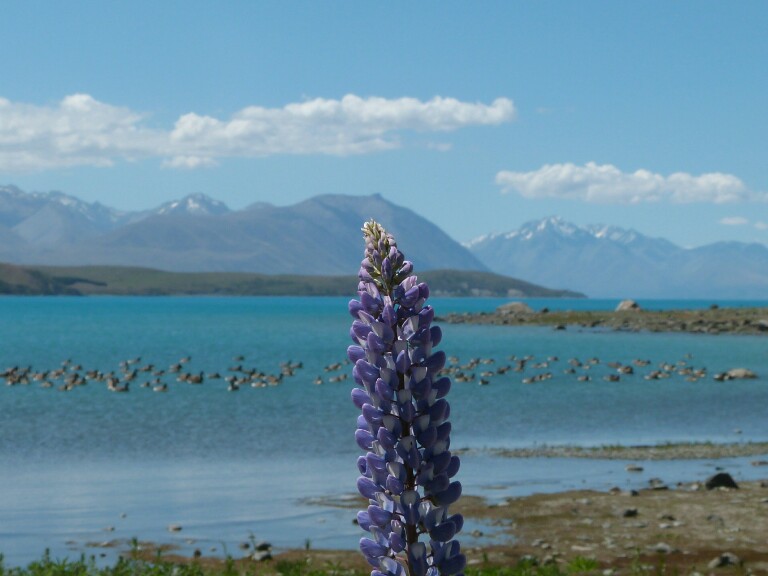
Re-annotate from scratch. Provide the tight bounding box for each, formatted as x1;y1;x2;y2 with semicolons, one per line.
2;184;767;298
0;185;486;276
465;217;768;299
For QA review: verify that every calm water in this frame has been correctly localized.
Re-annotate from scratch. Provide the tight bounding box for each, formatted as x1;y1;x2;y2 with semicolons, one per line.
1;296;767;565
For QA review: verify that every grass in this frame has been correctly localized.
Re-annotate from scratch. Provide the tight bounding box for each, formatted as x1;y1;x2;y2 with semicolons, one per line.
0;552;716;576
0;263;583;298
0;553;609;576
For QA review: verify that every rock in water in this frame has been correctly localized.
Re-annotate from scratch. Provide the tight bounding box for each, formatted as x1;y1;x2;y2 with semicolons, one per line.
726;368;757;379
705;472;739;490
616;299;640;312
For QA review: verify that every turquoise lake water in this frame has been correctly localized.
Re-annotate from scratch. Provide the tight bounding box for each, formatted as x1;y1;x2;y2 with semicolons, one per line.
1;296;767;565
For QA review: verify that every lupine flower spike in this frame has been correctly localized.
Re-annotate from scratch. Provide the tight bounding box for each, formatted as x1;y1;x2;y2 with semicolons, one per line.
348;220;465;576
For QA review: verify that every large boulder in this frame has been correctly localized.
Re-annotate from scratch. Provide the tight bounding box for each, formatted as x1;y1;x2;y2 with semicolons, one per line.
705;472;739;490
616;299;641;312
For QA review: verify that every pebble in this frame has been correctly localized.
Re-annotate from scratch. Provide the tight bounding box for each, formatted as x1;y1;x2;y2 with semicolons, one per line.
707;552;740;569
648;542;675;554
167;524;183;532
622;508;638;518
706;514;725;526
648;478;668;490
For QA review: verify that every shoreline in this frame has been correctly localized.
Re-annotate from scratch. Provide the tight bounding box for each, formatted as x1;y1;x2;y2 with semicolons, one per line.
472;440;768;461
440;306;768;336
6;442;768;573
119;475;768;575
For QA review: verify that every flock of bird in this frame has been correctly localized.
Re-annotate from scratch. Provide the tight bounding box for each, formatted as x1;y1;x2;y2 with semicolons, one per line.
443;352;713;386
1;355;307;393
0;350;736;394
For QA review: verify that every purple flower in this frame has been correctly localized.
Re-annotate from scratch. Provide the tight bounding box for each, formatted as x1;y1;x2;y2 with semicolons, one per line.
349;220;465;576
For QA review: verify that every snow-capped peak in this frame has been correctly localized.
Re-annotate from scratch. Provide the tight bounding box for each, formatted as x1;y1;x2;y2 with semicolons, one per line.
513;216;588;241
587;224;639;244
464;216;651;247
154;193;231;216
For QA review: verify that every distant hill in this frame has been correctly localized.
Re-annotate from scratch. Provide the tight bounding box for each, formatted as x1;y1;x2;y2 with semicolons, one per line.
0;263;584;298
0;263;83;295
0;185;486;275
466;216;768;299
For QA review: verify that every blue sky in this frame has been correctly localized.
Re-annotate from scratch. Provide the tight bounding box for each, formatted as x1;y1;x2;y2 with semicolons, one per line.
1;1;766;247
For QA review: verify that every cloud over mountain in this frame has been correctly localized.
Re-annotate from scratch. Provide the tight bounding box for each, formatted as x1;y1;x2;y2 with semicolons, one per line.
0;94;515;171
496;162;758;204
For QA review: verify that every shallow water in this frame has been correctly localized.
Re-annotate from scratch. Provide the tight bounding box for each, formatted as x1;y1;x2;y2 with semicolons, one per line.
1;296;767;565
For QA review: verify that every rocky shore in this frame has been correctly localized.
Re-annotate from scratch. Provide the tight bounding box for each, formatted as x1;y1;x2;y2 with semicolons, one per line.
439;304;768;336
128;471;768;575
455;475;768;574
480;441;768;461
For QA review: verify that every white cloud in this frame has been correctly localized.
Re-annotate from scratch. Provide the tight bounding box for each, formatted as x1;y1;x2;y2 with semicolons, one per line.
496;162;759;204
0;93;515;171
425;141;453;152
0;94;162;170
719;216;750;226
755;221;768;230
162;156;219;169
